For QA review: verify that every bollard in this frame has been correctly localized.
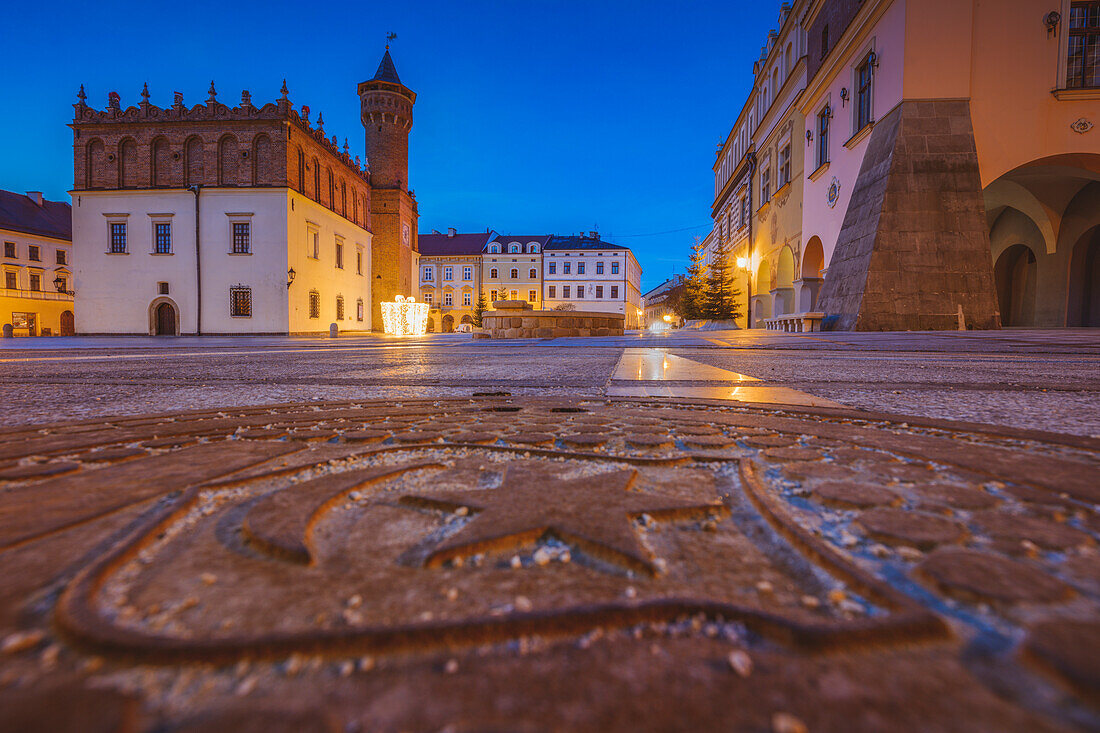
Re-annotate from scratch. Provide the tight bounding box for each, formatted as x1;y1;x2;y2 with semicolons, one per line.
329;323;339;338
957;305;966;331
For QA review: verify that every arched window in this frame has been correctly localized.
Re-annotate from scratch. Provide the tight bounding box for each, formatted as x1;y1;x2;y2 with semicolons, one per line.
119;138;138;188
313;158;320;200
86;138;105;189
251;134;271;185
218;135;238;186
352;189;358;224
151;137;171;187
529;244;539;253
490;244;499;253
327;169;334;208
510;268;518;279
529;268;537;279
184;136;204;186
490;268;498;278
340;180;347;216
297;148;305;191
509;244;519;253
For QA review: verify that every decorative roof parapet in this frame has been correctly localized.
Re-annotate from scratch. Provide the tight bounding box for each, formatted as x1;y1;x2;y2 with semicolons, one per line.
71;82;370;180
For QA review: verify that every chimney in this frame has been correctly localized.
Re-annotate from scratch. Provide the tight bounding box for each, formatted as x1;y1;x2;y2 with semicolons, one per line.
431;229;441;235
589;230;599;239
26;191;43;206
447;227;456;237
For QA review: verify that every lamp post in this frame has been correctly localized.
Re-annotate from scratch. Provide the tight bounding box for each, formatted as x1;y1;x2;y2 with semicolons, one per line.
286;267;296;289
52;275;73;296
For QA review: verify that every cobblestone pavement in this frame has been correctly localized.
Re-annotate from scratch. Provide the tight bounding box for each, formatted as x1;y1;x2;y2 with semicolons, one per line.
1;328;1098;436
0;397;1097;731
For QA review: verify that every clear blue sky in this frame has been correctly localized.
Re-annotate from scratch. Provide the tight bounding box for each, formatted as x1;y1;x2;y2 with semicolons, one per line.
0;0;776;291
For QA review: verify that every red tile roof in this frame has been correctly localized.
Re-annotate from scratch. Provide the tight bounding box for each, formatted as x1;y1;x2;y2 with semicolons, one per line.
0;190;71;241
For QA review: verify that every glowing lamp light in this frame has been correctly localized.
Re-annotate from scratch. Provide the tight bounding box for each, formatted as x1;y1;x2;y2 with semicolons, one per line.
736;256;750;270
662;314;673;323
380;295;429;336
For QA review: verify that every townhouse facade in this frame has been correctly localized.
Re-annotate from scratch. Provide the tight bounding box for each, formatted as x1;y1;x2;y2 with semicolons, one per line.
543;234;643;329
482;234;548;307
0;190;74;336
704;0;1100;330
418;230;490;332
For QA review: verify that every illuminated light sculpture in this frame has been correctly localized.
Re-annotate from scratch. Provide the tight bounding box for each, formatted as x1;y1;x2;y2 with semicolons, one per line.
380;295;429;336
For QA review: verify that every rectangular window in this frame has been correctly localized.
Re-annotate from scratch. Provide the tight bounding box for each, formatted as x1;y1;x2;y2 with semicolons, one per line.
857;57;874;130
110;222;127;253
444;292;453;306
564;262;571;274
232;222;250;254
740;197;749;226
490;289;498;302
510;289;518;300
817;107;830;167
335;240;344;269
779;144;791;186
577;262;585;275
308;291;320;318
548;262;556;274
576;288;584;299
1068;1;1100;88
463;266;472;280
336;297;344;320
29;274;40;291
56;277;67;292
155;222;171;254
357;251;363;275
463;292;472;306
4;272;16;289
528;290;536;302
611;286;619;299
3;242;13;258
230;286;252;317
310;230;319;259
563;286;570;299
357;300;364;321
56;249;67;265
158;282;169;295
596;262;604;274
761;168;772;203
424;292;433;304
423;266;434;281
548;286;556;298
444;266;453;281
28;245;40;262
611;262;619;274
596;285;604;298
821;24;829;59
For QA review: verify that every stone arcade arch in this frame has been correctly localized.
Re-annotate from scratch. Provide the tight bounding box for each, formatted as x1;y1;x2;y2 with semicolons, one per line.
753;260;772;327
426;317;435;333
798;237;825;312
148;297;180;336
441;314;454;333
994;244;1038;327
773;246;796;316
1067;225;1100;327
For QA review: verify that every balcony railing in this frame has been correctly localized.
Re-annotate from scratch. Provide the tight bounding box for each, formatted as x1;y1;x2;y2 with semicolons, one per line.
0;288;73;302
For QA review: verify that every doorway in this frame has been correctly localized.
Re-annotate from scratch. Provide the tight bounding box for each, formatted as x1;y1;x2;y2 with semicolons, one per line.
60;310;75;336
155;302;177;335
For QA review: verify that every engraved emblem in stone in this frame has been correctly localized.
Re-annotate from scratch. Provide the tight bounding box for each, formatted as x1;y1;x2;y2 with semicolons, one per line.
1070;117;1093;134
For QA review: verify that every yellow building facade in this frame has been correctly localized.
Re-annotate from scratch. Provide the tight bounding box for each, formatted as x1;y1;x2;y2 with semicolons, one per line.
0;191;73;337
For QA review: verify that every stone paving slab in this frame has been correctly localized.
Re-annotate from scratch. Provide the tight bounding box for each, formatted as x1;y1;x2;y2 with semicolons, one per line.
0;396;1097;731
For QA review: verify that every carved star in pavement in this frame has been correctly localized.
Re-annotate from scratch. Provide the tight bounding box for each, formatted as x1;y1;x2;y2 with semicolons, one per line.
400;463;727;576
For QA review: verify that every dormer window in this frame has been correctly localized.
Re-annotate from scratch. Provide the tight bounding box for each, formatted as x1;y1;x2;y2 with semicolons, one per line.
529;244;539;253
509;244;520;253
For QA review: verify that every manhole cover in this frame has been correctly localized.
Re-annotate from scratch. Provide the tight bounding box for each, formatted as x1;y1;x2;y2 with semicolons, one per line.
0;397;1096;731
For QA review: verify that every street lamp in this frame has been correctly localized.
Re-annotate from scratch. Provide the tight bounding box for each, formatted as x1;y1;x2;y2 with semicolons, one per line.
286;267;296;289
53;275;73;296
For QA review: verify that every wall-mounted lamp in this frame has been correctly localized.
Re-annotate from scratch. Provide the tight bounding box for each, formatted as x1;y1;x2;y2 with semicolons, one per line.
53;275;74;296
286;267;296;289
805;129;813;145
840;87;849;107
736;256;750;270
1044;11;1061;37
867;50;879;67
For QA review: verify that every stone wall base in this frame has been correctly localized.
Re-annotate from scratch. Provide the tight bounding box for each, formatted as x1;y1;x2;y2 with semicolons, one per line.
479;308;625;339
817;100;1001;331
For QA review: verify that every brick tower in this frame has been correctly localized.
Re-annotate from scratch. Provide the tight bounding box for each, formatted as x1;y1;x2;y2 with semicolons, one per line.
358;48;419;329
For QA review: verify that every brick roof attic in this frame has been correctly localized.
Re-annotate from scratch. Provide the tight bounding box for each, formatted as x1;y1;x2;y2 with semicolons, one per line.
0;189;72;241
490;235;552;246
417;231;493;256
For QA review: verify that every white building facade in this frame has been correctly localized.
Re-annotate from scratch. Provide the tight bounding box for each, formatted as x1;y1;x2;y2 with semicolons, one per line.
542;234;643;329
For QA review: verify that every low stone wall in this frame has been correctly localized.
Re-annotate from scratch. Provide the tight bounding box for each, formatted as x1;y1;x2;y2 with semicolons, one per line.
476;301;625;339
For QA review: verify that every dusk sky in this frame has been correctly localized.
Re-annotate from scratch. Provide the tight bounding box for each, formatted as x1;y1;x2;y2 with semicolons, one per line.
0;0;777;291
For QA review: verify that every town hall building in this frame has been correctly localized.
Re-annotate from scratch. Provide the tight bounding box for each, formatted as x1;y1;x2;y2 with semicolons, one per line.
70;50;419;335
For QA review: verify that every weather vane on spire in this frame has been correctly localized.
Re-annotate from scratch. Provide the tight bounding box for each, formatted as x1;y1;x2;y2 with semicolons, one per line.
386;31;397;49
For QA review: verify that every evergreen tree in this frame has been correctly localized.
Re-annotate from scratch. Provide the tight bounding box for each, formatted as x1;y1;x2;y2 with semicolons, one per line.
702;240;742;321
473;289;488;327
680;239;708;320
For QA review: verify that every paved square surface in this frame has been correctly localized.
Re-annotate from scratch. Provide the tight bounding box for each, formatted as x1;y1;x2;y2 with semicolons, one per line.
0;330;1097;731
